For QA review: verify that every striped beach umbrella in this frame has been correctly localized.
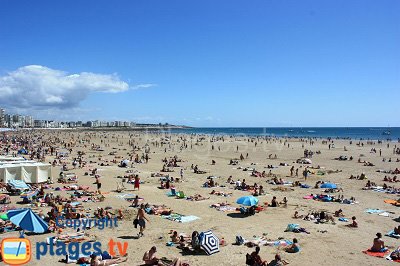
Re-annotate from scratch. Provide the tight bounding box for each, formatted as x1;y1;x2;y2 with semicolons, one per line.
200;230;219;255
7;208;48;233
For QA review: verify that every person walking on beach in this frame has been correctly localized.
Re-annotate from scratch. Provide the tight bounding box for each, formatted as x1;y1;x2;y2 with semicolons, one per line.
134;175;140;191
136;204;148;237
303;168;309;181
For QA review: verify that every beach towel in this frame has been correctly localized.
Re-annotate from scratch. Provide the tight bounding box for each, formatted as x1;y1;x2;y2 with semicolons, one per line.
303;195;313;199
338;218;348;222
363;249;390;258
384;199;399;206
365;209;385;214
166;191;176;197
115;193;135;199
386;230;400;239
265;240;293;247
161;213;199;223
179;215;200;223
213;206;237;212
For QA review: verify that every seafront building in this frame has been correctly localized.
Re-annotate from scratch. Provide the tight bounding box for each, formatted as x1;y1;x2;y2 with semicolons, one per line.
0;107;175;129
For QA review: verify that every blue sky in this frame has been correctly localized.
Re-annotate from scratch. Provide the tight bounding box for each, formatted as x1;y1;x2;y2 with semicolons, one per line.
0;0;399;127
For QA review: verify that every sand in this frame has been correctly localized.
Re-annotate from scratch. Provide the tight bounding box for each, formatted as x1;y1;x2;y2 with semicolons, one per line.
1;130;400;266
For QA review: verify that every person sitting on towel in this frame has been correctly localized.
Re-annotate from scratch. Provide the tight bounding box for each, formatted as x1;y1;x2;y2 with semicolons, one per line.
348;216;358;228
285;238;300;253
394;226;400;235
371;233;387;252
250;246;267;266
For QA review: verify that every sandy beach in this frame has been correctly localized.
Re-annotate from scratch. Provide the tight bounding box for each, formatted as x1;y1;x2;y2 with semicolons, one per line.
1;129;399;266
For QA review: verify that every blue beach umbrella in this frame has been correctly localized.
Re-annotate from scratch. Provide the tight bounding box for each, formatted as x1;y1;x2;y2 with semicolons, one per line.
7;208;48;233
236;195;259;206
320;183;337;189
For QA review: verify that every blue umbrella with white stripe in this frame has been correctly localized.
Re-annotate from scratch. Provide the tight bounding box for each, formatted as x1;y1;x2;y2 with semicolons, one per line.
7;208;48;233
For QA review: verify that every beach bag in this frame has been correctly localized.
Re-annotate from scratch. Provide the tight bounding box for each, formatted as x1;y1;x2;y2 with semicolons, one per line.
285;224;299;232
133;218;139;228
236;235;244;245
245;253;254;265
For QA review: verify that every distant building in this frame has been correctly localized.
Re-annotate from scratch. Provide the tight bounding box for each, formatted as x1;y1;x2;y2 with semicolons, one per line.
4;114;11;127
0;108;5;127
34;120;46;128
24;116;34;127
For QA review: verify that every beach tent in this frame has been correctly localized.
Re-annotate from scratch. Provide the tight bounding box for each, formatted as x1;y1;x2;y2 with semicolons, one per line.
0;163;51;183
0;156;26;162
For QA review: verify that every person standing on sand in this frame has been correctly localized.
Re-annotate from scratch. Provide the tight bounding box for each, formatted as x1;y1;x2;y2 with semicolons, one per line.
134;175;140;191
136;204;148;237
303;168;309;181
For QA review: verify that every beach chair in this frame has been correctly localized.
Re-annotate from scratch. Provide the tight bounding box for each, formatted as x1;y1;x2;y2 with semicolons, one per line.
7;180;31;195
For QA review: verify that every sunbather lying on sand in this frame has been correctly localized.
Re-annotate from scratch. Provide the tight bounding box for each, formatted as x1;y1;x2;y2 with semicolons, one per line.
145;204;172;215
187;194;209;201
210;190;232;196
90;253;128;266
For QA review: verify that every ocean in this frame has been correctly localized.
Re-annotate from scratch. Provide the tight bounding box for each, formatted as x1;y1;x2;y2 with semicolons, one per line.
165;127;400;140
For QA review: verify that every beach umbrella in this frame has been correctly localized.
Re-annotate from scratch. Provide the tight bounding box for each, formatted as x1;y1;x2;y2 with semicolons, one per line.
20;190;38;198
7;208;48;233
236;195;259;206
320;183;337;189
200;230;220;255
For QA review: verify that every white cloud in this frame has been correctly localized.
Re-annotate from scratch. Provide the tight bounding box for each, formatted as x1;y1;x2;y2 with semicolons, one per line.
0;65;154;111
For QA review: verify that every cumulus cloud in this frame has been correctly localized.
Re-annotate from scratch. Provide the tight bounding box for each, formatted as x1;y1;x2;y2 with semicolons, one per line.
0;65;154;110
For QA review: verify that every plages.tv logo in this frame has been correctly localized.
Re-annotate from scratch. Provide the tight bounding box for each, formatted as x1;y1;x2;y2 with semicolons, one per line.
1;238;32;265
36;238;128;261
33;216;127;261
